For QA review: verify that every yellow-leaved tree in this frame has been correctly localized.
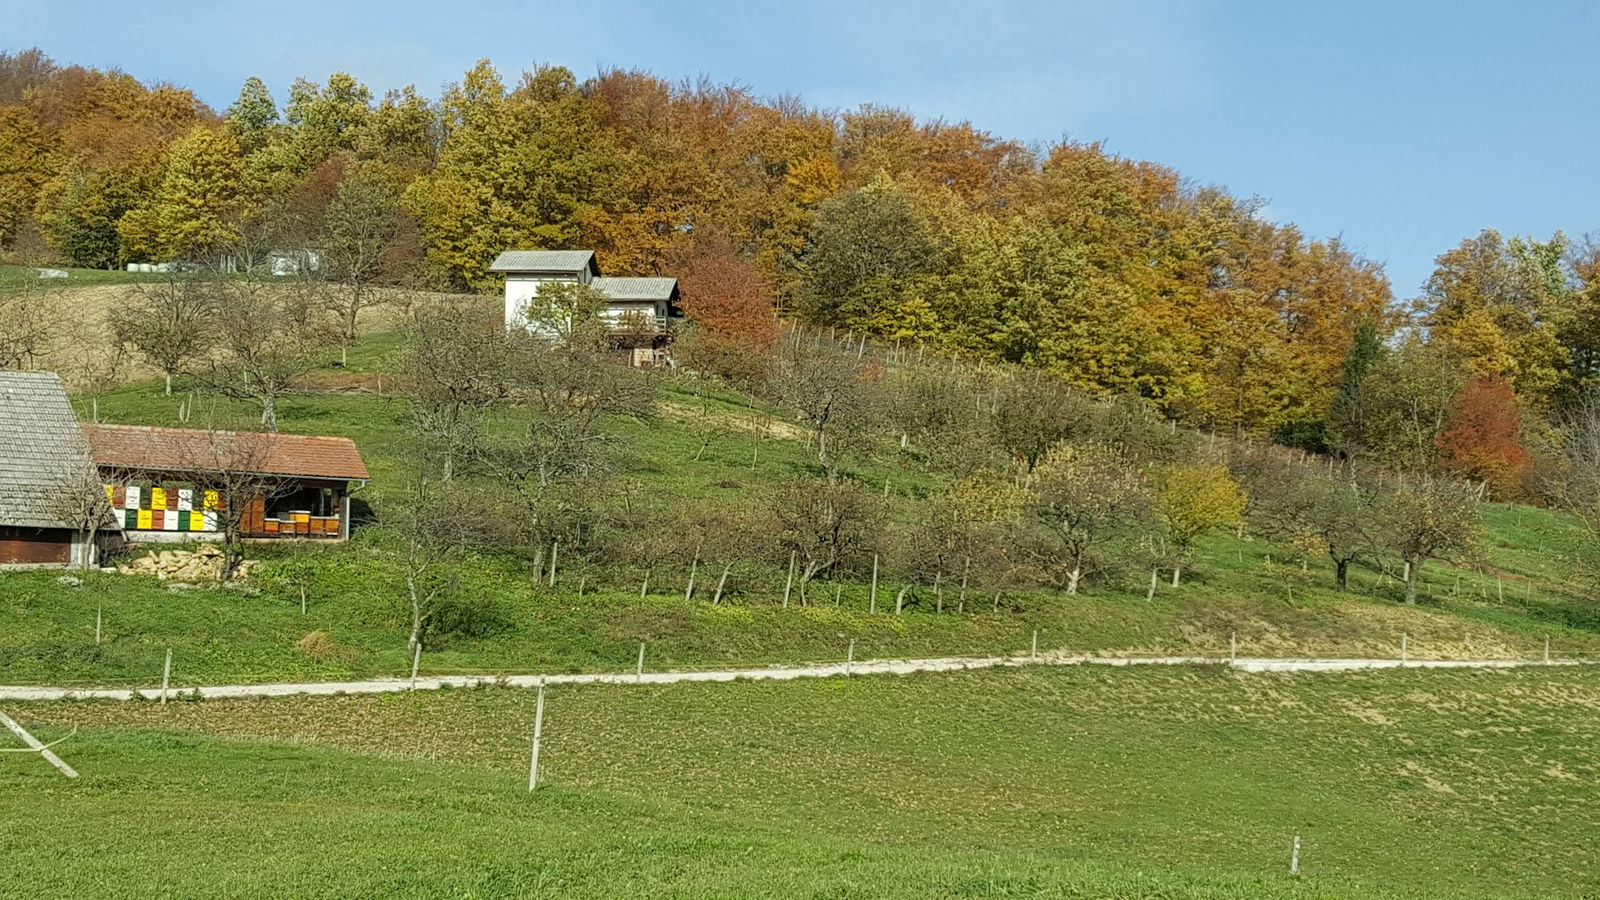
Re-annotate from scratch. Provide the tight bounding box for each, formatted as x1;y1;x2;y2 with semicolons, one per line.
1157;464;1246;585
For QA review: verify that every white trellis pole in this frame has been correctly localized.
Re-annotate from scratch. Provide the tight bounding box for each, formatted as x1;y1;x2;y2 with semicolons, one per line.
0;712;78;778
636;643;646;683
160;648;172;705
528;679;546;791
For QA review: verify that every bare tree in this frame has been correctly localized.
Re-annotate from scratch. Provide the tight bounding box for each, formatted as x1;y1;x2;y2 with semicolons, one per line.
203;276;329;431
480;331;655;556
109;273;217;394
989;372;1089;471
320;171;405;347
402;300;508;481
173;424;283;580
769;478;881;602
0;275;60;370
46;459;116;571
770;337;883;481
1249;461;1380;591
1547;395;1600;559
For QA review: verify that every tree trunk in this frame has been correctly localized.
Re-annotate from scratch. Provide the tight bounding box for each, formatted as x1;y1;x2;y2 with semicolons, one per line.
1171;565;1181;587
1334;558;1349;592
1065;565;1081;595
261;395;278;432
164;372;173;395
1404;559;1419;605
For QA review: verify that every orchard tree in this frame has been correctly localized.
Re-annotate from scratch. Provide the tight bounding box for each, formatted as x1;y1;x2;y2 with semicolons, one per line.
401;300;509;481
1375;477;1480;604
771;337;884;481
1251;465;1380;591
109;273;217;393
1157;464;1246;585
990;372;1087;471
1027;443;1152;594
768;477;881;603
203;276;329;431
321;167;406;346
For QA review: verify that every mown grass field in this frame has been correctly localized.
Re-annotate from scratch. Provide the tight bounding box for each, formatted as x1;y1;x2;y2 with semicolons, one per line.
2;328;1599;687
4;664;1597;898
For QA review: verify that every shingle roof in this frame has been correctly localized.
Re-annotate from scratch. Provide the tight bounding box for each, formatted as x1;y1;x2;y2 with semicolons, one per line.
0;371;100;529
83;425;370;482
592;276;680;302
488;250;599;276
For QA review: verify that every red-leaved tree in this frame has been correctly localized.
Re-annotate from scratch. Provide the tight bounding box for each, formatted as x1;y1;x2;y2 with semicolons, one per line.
1435;376;1530;498
674;242;779;383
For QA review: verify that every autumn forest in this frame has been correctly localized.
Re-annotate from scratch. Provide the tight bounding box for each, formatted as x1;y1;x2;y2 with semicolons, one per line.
1;48;1596;496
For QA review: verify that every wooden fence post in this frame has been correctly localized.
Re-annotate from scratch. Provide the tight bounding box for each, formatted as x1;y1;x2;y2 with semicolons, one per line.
528;679;546;792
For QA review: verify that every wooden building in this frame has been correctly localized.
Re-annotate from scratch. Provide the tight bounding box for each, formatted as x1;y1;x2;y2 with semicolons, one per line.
490;250;681;366
82;424;370;542
0;371;108;568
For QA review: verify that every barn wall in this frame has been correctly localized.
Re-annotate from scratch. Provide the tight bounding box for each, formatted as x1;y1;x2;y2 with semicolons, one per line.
0;526;73;566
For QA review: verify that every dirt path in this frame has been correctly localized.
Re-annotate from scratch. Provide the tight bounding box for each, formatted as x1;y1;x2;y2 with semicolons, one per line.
0;653;1588;703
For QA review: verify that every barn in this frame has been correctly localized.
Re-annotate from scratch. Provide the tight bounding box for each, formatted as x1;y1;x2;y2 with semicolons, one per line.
0;371;110;569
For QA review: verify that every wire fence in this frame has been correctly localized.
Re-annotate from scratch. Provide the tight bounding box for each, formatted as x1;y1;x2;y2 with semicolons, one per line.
2;631;1597;693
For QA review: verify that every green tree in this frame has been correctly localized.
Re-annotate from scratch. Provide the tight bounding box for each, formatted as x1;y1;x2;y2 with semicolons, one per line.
1329;319;1383;454
226;76;279;154
802;176;945;333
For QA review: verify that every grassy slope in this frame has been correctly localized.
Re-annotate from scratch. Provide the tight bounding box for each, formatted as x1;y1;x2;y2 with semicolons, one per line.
1;328;1598;687
5;664;1598;898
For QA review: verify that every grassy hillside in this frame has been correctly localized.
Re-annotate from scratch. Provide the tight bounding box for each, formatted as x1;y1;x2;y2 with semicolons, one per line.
2;326;1599;687
5;664;1598;898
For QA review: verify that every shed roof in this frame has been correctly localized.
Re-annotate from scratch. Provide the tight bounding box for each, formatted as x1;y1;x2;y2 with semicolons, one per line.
83;425;370;482
593;276;680;302
489;250;599;276
0;371;100;529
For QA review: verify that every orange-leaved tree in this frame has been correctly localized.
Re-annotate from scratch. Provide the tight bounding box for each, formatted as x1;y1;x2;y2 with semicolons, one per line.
675;241;778;383
1434;376;1530;498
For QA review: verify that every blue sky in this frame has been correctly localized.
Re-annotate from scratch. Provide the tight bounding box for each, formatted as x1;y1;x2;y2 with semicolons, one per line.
10;0;1599;296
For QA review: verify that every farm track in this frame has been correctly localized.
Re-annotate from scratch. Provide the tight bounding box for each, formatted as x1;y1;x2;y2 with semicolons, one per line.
0;652;1589;702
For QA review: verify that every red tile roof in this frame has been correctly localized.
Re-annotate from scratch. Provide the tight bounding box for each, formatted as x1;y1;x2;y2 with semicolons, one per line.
81;424;370;482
